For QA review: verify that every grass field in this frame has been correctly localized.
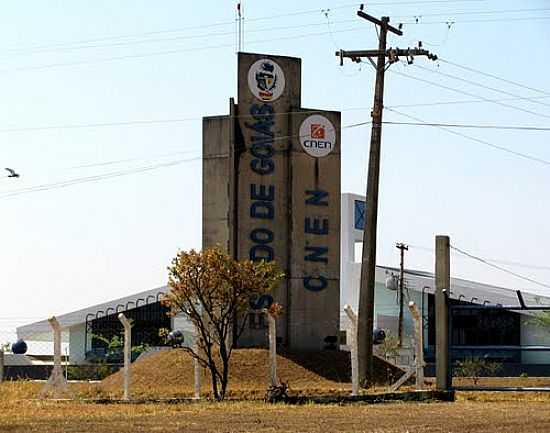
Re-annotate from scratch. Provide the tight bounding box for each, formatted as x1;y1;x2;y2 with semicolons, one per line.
2;382;550;433
2;349;550;432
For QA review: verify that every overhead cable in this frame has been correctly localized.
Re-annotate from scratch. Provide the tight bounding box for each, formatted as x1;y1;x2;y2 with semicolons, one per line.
409;244;550;272
438;58;550;96
399;15;550;25
391;68;550;121
0;26;369;74
450;244;550;290
386;95;550;109
0;0;489;53
412;63;550;110
0;157;201;199
386;108;550;167
382;121;550;131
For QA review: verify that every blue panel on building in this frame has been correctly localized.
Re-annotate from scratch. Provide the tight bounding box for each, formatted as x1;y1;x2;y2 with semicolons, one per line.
354;200;366;230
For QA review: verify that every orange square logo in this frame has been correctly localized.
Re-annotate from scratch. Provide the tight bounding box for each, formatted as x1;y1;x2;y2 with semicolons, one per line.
310;124;325;139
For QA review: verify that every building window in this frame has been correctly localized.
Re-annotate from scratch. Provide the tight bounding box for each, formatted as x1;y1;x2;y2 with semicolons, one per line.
88;301;171;361
354;200;366;230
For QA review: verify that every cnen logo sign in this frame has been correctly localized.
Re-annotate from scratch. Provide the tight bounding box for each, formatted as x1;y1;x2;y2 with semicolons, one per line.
247;59;286;102
299;115;336;158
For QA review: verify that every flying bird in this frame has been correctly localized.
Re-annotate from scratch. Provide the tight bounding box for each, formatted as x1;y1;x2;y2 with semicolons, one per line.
5;168;20;178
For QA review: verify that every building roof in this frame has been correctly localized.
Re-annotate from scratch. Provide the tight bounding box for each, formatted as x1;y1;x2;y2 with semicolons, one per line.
379;265;550;308
19;267;550;343
17;286;167;342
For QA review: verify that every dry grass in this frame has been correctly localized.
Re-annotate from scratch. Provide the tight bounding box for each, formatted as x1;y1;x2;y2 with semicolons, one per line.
3;350;550;432
2;385;550;433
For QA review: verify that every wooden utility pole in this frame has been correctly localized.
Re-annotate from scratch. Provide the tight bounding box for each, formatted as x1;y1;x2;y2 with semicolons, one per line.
435;235;450;390
336;7;437;386
396;242;408;346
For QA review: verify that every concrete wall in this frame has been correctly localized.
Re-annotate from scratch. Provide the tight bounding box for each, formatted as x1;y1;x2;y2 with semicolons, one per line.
202;112;233;252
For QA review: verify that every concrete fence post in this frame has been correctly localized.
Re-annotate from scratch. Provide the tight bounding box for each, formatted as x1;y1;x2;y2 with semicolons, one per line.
40;316;72;398
408;301;425;390
263;309;279;387
435;235;451;391
118;313;132;401
344;304;359;396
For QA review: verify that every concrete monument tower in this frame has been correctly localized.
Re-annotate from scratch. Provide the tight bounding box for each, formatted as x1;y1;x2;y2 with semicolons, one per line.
203;52;340;350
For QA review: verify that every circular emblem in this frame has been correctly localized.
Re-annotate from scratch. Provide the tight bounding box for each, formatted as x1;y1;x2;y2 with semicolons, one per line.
299;115;336;158
247;59;286;102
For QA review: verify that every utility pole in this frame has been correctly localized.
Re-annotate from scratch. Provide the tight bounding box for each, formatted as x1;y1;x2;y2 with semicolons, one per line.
336;7;437;386
396;242;408;346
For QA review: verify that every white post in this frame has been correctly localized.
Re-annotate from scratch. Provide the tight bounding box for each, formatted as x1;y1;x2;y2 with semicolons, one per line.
40;316;72;398
263;309;278;387
408;301;425;390
118;313;132;401
193;328;201;399
344;304;359;396
65;347;69;381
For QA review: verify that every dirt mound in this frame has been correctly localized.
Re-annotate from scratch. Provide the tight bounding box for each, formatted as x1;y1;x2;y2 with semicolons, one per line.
100;349;404;399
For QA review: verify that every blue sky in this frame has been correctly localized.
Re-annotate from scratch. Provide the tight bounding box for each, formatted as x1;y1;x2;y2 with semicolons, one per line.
1;0;550;336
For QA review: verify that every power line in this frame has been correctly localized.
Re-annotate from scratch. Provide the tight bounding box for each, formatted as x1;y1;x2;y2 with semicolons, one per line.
409;244;550;272
438;58;550;96
399;15;550;25
382;121;550;131
0;119;374;199
0;26;370;74
386;108;550;167
66;150;199;170
386;95;550;109
0;157;202;199
390;68;550;121
412;63;550;110
0;0;485;54
1;18;359;57
0;108;369;134
6;101;550;134
393;7;550;19
450;244;550;290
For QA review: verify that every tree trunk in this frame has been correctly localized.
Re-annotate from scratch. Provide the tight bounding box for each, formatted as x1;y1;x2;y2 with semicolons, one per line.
220;354;229;400
219;339;230;401
209;364;220;401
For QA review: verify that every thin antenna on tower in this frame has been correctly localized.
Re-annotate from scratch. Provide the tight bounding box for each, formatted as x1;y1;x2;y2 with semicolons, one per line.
237;2;243;52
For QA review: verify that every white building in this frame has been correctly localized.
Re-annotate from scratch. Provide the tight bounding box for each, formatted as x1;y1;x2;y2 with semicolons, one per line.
341;193;550;371
17;287;193;364
16;193;550;374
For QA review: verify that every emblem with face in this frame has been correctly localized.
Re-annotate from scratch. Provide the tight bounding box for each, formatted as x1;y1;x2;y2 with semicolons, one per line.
255;62;277;99
247;59;286;102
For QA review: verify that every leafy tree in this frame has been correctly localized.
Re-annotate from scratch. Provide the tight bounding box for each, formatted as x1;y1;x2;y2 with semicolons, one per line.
91;333;149;363
163;247;284;401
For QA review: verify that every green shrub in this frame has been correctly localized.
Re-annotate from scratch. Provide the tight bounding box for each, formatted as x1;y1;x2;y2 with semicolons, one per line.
454;357;502;385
